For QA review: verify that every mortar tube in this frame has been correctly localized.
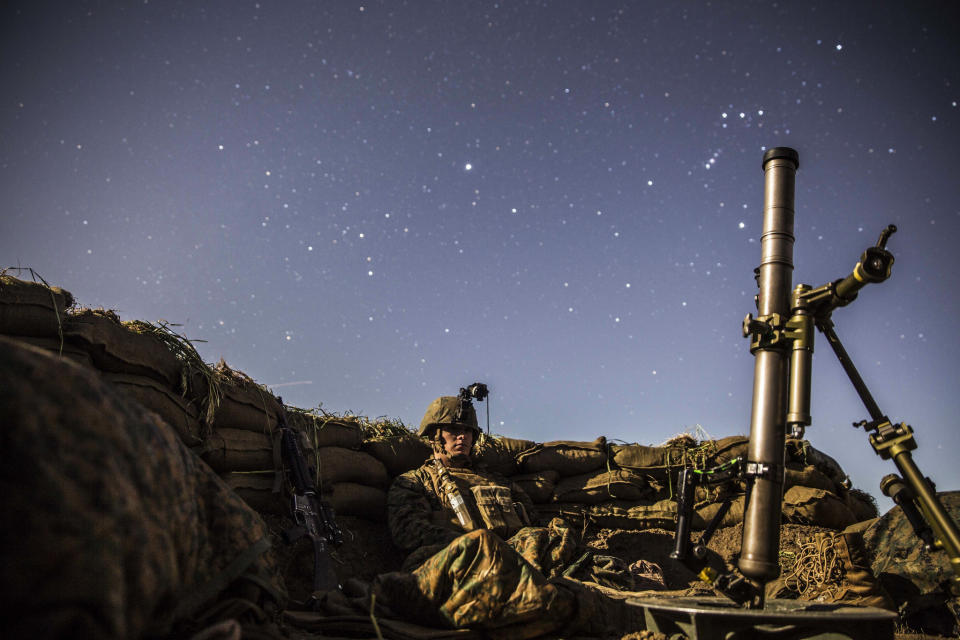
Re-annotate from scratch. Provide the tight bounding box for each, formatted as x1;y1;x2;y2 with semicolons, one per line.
738;147;799;594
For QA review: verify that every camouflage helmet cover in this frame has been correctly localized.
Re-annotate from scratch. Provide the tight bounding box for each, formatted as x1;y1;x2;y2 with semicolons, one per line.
418;395;480;438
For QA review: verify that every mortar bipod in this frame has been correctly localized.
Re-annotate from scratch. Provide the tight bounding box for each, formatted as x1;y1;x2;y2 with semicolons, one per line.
787;224;960;596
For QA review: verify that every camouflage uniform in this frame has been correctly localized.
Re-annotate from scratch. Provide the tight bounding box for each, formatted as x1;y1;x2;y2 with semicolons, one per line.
0;338;286;639
373;395;645;637
374;528;577;639
388;458;578;574
862;490;960;636
378;470;644;637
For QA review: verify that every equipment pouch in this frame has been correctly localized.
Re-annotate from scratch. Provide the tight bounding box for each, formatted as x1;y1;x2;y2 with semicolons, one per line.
433;459;477;531
471;484;523;538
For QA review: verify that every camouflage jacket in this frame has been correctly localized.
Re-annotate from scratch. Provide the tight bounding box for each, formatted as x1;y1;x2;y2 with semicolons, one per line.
387;457;537;554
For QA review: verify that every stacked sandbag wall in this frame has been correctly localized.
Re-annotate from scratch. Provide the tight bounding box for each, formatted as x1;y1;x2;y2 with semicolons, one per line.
0;273;77;358
307;415;389;521
2;276;208;445
215;412;391;522
0;274;878;536
444;433;877;534
356;430;872;533
1;275;297;515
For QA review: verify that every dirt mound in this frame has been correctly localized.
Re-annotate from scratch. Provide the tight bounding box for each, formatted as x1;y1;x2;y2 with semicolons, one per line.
587;522;845;591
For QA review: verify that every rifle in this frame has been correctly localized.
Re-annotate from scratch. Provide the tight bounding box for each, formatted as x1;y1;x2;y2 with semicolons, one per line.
277;399;343;596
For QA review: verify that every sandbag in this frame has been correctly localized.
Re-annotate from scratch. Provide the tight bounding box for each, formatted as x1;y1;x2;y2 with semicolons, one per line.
317;446;389;488
611;436;749;484
517;437;608;477
362;434;432;477
610;443;667;468
314;416;365;449
0;274;73;338
102;371;204;447
208;361;282;433
783;464;838;494
286;410;364;450
782;486;858;530
844;488;879;523
202;428;276;473
63;308;183;388
12;334;94;369
704;435;750;466
512;470;560;504
786;438;850;489
497;436;537;456
588;498;679;531
805;445;849;488
553;468;652;505
0;338;285;639
325;482;387;522
222;472;284;515
610;443;674;479
694;495;747;529
474;435;535;476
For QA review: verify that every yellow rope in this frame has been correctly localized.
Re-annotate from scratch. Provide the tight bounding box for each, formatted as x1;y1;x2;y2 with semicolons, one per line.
783;533;843;598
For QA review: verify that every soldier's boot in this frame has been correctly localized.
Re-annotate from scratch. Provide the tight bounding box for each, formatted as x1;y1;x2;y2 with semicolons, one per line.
301;578;382;618
371;571;449;628
342;577;371;599
337;577;386;617
836;529;895;610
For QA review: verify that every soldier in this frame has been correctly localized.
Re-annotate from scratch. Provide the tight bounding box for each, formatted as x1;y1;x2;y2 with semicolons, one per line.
366;392;648;637
387;395;560;571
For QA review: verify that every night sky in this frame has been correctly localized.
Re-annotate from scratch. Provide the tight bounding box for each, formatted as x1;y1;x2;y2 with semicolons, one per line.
3;1;959;510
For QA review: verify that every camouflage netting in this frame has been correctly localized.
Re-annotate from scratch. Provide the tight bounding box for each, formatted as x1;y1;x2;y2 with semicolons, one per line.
2;273;956;639
863;491;960;636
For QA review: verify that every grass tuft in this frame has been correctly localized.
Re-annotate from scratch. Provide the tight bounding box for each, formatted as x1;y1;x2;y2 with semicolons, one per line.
125;319;221;433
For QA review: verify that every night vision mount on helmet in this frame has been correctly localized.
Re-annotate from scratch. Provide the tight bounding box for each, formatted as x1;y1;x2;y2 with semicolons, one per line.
417;382;491;438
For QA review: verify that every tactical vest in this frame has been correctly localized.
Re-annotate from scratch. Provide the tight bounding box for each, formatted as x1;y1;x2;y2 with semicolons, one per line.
424;459;526;539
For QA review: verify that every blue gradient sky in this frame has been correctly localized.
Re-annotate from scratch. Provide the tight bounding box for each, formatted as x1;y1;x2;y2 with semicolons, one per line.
3;1;958;510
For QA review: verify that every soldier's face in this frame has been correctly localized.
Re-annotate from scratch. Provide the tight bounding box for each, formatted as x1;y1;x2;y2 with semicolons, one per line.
439;425;474;460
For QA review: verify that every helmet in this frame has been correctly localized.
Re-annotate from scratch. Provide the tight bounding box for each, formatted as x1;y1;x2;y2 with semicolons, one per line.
417;396;480;438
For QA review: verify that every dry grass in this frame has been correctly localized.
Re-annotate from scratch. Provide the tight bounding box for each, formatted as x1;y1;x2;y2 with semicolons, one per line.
77;306;122;323
285;404;415;441
125;319;221;431
1;266;74;353
361;415;414;439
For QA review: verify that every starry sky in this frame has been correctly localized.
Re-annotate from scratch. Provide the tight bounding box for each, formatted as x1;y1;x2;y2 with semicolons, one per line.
2;1;959;510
